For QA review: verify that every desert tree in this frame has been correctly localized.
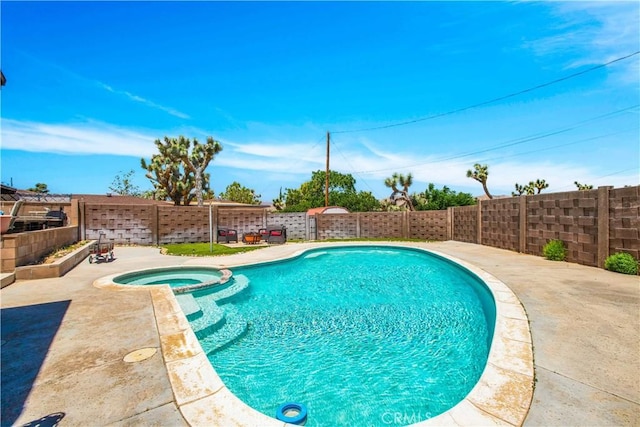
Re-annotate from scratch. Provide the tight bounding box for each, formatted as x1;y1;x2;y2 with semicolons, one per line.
513;179;549;196
178;136;222;207
384;172;415;211
533;179;549;194
575;181;593;190
466;164;493;199
141;136;221;206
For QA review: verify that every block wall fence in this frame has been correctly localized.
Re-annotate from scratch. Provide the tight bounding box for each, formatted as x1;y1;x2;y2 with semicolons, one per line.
1;186;636;272
76;185;638;269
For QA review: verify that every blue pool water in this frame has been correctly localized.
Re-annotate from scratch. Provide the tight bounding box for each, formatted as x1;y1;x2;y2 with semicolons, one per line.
191;246;495;426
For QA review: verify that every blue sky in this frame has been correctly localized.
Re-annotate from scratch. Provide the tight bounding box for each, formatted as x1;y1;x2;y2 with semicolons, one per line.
1;1;638;202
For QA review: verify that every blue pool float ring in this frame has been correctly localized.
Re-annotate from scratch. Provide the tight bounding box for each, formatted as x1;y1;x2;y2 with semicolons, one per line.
275;402;307;425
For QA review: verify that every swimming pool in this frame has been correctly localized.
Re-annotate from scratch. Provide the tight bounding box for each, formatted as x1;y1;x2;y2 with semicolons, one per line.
186;246;496;425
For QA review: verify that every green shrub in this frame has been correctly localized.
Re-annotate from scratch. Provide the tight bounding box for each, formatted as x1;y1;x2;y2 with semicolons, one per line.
604;252;638;275
543;239;567;261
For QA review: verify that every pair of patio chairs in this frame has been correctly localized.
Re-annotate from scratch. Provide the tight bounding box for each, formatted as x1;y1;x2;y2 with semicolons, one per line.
216;227;238;243
259;225;287;244
217;225;286;244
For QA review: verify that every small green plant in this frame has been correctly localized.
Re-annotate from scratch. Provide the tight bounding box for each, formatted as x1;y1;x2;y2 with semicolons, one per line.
604;252;638;275
543;239;567;261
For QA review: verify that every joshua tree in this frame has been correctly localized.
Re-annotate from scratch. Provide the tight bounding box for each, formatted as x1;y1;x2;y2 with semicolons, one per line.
466;164;493;199
532;179;549;194
512;183;527;196
513;179;549;196
141;136;222;206
575;181;593;190
179;136;223;207
384;172;415;211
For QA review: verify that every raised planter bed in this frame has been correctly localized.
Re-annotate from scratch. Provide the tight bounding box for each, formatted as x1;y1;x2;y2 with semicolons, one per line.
13;240;96;281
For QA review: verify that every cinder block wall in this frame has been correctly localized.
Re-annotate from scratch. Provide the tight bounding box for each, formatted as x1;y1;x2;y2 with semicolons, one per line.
72;184;638;271
525;190;599;265
84;203;155;245
1;226;78;272
360;212;404;239
270;213;307;240
482;198;521;252
316;213;359;240
217;207;266;236
159;205;211;244
452;205;477;243
408;211;448;240
609;186;639;261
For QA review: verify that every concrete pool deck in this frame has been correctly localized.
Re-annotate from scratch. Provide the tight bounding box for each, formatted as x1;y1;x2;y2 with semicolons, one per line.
1;241;638;426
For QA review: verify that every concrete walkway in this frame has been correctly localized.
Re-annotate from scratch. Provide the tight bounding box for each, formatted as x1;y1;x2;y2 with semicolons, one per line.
1;241;638;426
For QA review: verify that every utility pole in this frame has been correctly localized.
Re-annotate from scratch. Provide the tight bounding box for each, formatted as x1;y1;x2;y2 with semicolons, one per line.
325;131;330;207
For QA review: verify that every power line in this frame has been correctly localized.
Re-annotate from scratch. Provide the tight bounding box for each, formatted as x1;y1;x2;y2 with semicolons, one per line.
253;133;327;202
352;104;639;175
330;135;378;194
555;167;640;191
480;127;638;164
332;51;640;134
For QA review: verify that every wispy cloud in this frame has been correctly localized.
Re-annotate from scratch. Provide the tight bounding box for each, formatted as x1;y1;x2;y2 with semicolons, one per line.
98;83;190;119
524;2;640;84
1;119;157;157
13;50;190;120
2;118;637;197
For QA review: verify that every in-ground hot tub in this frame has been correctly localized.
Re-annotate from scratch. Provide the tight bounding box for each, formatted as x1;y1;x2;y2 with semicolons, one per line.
112;266;232;293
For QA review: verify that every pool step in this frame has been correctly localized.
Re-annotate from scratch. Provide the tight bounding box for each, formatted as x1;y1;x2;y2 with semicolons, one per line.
175;293;203;321
199;305;248;355
190;301;226;340
209;274;249;304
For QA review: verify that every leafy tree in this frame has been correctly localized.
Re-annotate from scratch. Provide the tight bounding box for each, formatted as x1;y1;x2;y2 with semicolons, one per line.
466;163;492;199
109;170;141;196
218;181;261;205
575;181;593;190
333;189;379;212
413;183;476;210
28;183;49;194
281;170;380;212
141;136;221;206
384;172;415;211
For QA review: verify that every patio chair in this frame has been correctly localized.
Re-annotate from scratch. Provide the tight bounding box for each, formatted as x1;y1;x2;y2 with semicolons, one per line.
266;226;287;244
217;227;238;243
258;228;269;241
